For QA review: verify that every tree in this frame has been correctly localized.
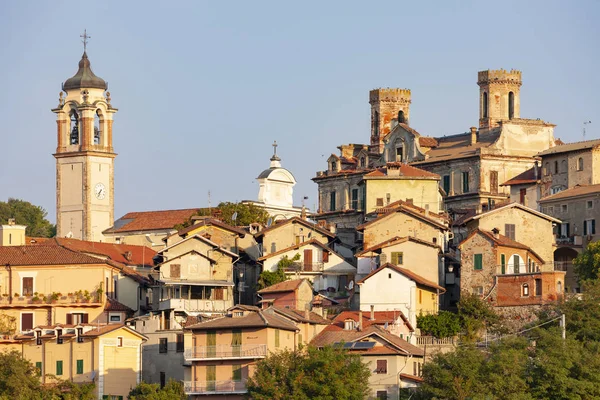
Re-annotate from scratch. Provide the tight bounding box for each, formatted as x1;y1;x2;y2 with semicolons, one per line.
457;293;504;342
128;380;186;400
256;254;299;290
573;241;600;282
246;345;371;400
0;198;55;237
555;279;600;342
416;310;461;338
175;202;270;230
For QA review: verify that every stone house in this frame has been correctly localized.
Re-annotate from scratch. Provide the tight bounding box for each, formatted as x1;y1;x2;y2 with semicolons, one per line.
311;313;424;400
357;264;445;329
15;323;146;399
500;163;542;208
256;278;314;310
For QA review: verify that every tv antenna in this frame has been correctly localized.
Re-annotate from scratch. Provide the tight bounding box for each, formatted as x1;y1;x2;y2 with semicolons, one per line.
583;121;592;140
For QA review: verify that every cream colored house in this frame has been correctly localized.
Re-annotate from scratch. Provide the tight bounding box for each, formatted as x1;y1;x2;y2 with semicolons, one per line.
0;220;26;246
15;323;146;399
357;264;445;328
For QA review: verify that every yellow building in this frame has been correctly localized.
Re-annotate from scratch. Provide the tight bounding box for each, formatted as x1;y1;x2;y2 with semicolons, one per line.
15;323;146;399
0;220;26;246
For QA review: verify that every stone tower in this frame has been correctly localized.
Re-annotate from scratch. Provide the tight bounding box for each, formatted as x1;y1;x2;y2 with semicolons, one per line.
478;69;522;130
369;88;411;154
52;44;117;241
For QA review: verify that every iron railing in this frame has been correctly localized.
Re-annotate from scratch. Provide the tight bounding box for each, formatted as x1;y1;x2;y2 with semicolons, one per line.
185;344;267;360
183;380;247;394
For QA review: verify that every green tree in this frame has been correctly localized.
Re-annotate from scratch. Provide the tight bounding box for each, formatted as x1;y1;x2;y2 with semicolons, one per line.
256;254;299;290
0;198;55;237
457;293;504;342
128;379;186;400
573;240;600;282
416;310;461;338
176;202;270;230
555;279;600;342
246;345;370;400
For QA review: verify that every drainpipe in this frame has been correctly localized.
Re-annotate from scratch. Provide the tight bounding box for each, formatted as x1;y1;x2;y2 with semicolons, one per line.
5;264;12;304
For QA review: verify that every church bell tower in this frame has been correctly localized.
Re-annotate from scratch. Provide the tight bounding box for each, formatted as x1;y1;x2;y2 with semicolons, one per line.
52;31;117;241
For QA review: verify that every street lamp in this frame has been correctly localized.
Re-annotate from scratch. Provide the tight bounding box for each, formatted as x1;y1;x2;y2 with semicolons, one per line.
237;268;245;305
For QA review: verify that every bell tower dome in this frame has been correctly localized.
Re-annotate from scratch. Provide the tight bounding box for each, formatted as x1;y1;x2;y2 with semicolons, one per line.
52;31;117;241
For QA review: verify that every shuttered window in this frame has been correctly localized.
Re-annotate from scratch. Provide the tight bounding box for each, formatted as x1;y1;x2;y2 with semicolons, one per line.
275;329;280;348
56;360;63;376
376;359;387;374
76;359;84;374
474;254;483;270
170;264;181;279
501;254;506;274
22;277;33;296
505;224;516;240
391;252;403;265
232;364;242;382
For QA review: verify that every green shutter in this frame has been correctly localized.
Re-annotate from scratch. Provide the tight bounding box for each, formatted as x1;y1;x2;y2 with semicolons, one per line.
275;329;280;348
77;359;83;374
207;331;216;357
56;360;63;376
35;362;42;375
232;364;242;382
474;254;483;270
501;254;506;274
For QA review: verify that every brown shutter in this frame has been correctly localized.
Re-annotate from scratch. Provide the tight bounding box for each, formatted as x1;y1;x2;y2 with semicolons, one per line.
82;314;89;324
304;249;313;271
214;288;224;300
377;359;387;373
66;314;73;325
170;264;181;279
23;277;33;296
322;251;329;263
21;313;33;331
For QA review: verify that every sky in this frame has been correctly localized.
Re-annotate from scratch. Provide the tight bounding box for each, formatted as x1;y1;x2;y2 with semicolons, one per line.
1;1;599;224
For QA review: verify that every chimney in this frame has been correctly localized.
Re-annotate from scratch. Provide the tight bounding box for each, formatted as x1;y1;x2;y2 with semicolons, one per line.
492;227;500;239
534;161;539;179
370;305;375;321
470;126;477;145
358;310;363;331
8;218;15;226
329;223;336;234
301;206;307;220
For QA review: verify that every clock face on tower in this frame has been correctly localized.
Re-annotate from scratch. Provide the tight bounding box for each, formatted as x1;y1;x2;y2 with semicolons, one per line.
94;183;106;200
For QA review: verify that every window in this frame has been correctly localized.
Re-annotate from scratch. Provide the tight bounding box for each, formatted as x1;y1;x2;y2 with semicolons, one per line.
331;161;337;171
376;359;387;374
391;252;403;265
67;313;88;325
21;313;33;331
562;204;568;213
213;288;224;300
373;111;380;137
376;391;388;400
522;284;529;297
462;172;469;193
490;171;498;194
76;359;84;375
535;279;542;296
22;277;33;296
176;334;184;353
35;362;42;375
560;223;570;237
508;91;514;119
70;110;79;145
170;264;181;279
57;329;63;344
443;175;450;194
395;146;403;162
519;188;526;205
159;338;168;353
587;200;594;209
94;110;101;145
513;255;520;274
398;110;406;123
376;198;384;207
117;337;123;347
482;92;488;118
474;254;483;270
275;329;280;347
584;219;596;235
360;157;366;168
558;281;563;293
77;328;84;343
578;157;584;171
545;162;549;176
388;273;392;279
351;188;359;210
548;206;554;214
472;286;483;296
322;250;329;263
501;254;506;274
554;161;559;174
232;364;242;382
505;224;516;240
56;360;63;376
561;160;567;173
329;191;336;211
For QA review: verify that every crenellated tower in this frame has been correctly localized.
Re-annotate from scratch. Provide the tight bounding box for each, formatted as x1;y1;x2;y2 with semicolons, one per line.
52;32;117;241
478;69;522;130
369;88;411;154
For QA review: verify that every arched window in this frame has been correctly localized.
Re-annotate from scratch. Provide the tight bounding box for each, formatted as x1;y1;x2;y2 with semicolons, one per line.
331;161;337;171
94;110;101;145
578;157;584;171
482;92;488;119
557;281;563;293
373;111;380;137
69;110;79;145
561;160;567;173
554;161;559;174
508;91;515;119
398;110;405;124
522;283;529;297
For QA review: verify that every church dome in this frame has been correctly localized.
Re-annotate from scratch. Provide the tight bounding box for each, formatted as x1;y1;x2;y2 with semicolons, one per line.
257;154;296;182
63;52;107;91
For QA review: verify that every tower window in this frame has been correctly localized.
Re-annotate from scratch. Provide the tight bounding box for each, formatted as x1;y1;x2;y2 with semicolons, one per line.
360;157;366;168
373;111;380;137
398;110;405;123
70;111;79;145
508;91;514;119
94;110;101;145
482;92;488;119
578;157;584;171
554;161;559;174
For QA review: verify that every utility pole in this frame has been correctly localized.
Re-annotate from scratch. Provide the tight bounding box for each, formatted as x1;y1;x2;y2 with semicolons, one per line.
560;313;566;340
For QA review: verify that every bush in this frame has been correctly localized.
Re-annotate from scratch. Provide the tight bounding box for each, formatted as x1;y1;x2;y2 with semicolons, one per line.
417;311;461;338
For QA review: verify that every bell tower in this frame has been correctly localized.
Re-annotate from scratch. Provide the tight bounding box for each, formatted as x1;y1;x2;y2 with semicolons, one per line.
52;31;117;241
369;88;411;154
478;69;522;130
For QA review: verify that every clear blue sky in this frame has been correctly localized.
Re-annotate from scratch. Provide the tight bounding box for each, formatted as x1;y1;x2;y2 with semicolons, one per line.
1;1;599;223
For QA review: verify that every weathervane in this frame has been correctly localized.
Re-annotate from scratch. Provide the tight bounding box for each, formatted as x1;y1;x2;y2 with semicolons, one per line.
80;29;91;52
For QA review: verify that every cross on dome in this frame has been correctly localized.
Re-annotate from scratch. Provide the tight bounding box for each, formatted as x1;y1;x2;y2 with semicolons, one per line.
80;29;91;52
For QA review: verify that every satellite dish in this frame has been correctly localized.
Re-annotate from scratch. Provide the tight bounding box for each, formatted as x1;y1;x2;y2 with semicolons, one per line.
232;212;238;222
66;231;73;238
267;218;273;227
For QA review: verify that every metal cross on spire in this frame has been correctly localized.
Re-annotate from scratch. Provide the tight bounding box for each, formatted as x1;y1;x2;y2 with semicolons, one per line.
80;29;91;52
272;140;278;156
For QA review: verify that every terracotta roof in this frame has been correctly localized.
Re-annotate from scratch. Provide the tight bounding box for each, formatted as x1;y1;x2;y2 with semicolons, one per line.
257;279;308;294
537;138;600;156
0;245;104;266
175;218;247;238
501;166;541;186
356;236;440;257
186;309;299;331
326;310;413;332
104;297;134;313
412;129;501;165
400;373;424;383
159;234;238;258
555;138;565;146
363;163;440;180
460;229;545;264
357;263;445;292
257;239;334;261
81;324;147;339
47;238;157;266
357;204;448;232
539;184;600;203
269;306;331;325
460;202;561;224
419;136;439;147
254;217;335;239
104;208;202;234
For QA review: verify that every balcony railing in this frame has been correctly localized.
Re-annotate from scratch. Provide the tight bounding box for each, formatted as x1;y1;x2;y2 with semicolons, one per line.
552;262;573;272
185;344;267;360
285;262;324;273
184;380;247;395
158;298;231;312
0;294;102;307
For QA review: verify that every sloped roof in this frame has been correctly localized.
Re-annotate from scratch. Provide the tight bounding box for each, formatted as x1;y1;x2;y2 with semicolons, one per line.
257;239;334;261
357;263;445;292
186;309;299;331
158;234;238;258
539;184;600;203
269;306;331;325
460;229;545;263
460;202;561;224
363;163;440;180
257;279;308;294
175;217;247;238
501;166;541;186
46;237;157;266
104;208;201;234
326;310;413;332
537;138;600;156
357;203;448;232
0;245;103;266
356;236;440;257
104;297;135;313
254;217;334;239
419;136;439;147
412;129;502;165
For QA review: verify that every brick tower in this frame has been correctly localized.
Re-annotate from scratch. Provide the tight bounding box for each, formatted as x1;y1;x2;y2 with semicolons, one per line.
478;69;522;130
369;88;411;154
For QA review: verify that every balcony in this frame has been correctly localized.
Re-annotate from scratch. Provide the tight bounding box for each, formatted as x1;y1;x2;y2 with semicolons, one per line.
158;298;231;313
552;261;573;272
0;293;102;308
185;344;267;361
555;235;583;246
284;262;324;273
184;380;247;395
